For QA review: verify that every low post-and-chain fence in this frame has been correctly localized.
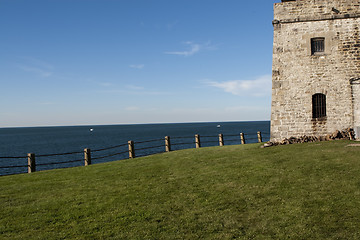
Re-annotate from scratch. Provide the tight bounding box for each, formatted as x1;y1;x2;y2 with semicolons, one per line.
0;131;268;176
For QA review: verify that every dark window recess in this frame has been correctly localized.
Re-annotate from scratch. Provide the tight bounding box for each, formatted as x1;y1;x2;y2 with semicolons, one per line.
311;38;325;55
312;93;326;118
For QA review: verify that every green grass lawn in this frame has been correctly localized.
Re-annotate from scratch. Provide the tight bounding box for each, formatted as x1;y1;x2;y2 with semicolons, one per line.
1;141;360;239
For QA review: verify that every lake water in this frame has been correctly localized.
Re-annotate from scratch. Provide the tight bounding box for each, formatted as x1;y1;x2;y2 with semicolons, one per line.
0;121;270;176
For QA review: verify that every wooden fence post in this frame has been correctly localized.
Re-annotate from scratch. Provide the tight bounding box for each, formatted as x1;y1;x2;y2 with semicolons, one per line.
128;140;135;158
84;148;91;166
257;131;263;143
27;153;36;173
195;134;201;148
349;131;354;140
219;134;224;146
240;133;246;144
165;136;171;152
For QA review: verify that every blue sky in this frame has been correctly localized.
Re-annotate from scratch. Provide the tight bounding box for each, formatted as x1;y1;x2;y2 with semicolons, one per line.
0;0;278;127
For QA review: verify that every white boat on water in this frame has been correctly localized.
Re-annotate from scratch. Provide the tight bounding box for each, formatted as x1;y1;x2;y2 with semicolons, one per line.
90;128;94;132
217;125;221;128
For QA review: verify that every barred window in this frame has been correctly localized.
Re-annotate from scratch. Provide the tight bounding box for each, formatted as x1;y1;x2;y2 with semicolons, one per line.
312;93;326;118
311;38;325;55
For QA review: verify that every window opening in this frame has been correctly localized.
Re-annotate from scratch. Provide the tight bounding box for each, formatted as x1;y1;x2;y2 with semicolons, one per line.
312;93;326;118
311;38;325;55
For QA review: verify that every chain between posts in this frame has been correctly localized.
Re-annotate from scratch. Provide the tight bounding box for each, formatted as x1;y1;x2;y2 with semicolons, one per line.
1;131;265;176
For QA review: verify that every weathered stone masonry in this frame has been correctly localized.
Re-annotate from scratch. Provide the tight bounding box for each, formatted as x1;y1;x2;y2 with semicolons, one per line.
271;0;360;141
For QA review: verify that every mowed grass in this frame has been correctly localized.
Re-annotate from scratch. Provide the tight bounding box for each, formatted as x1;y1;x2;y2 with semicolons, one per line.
1;141;360;239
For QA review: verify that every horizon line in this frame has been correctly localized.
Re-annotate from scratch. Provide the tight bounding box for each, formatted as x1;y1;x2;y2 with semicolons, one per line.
0;120;271;129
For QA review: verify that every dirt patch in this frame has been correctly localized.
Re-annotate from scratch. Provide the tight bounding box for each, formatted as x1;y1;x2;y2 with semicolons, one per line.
346;144;360;147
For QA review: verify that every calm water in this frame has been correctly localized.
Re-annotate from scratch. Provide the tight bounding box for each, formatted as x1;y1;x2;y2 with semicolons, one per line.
0;121;270;176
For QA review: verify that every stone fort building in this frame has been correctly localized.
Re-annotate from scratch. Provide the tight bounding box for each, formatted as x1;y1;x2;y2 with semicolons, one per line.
271;0;360;141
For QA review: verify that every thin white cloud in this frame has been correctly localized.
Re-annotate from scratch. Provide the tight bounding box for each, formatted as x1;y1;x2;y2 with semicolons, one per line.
98;82;112;87
165;41;216;57
18;56;54;70
166;20;179;30
126;85;144;90
17;57;54;78
129;64;144;69
224;106;268;112
106;89;171;96
84;78;112;87
100;84;171;96
19;65;53;77
125;106;140;111
206;75;272;97
97;84;172;95
39;102;55;105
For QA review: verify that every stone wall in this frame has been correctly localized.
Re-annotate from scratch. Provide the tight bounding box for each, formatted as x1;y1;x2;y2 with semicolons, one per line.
271;0;360;141
275;0;360;23
351;78;360;138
